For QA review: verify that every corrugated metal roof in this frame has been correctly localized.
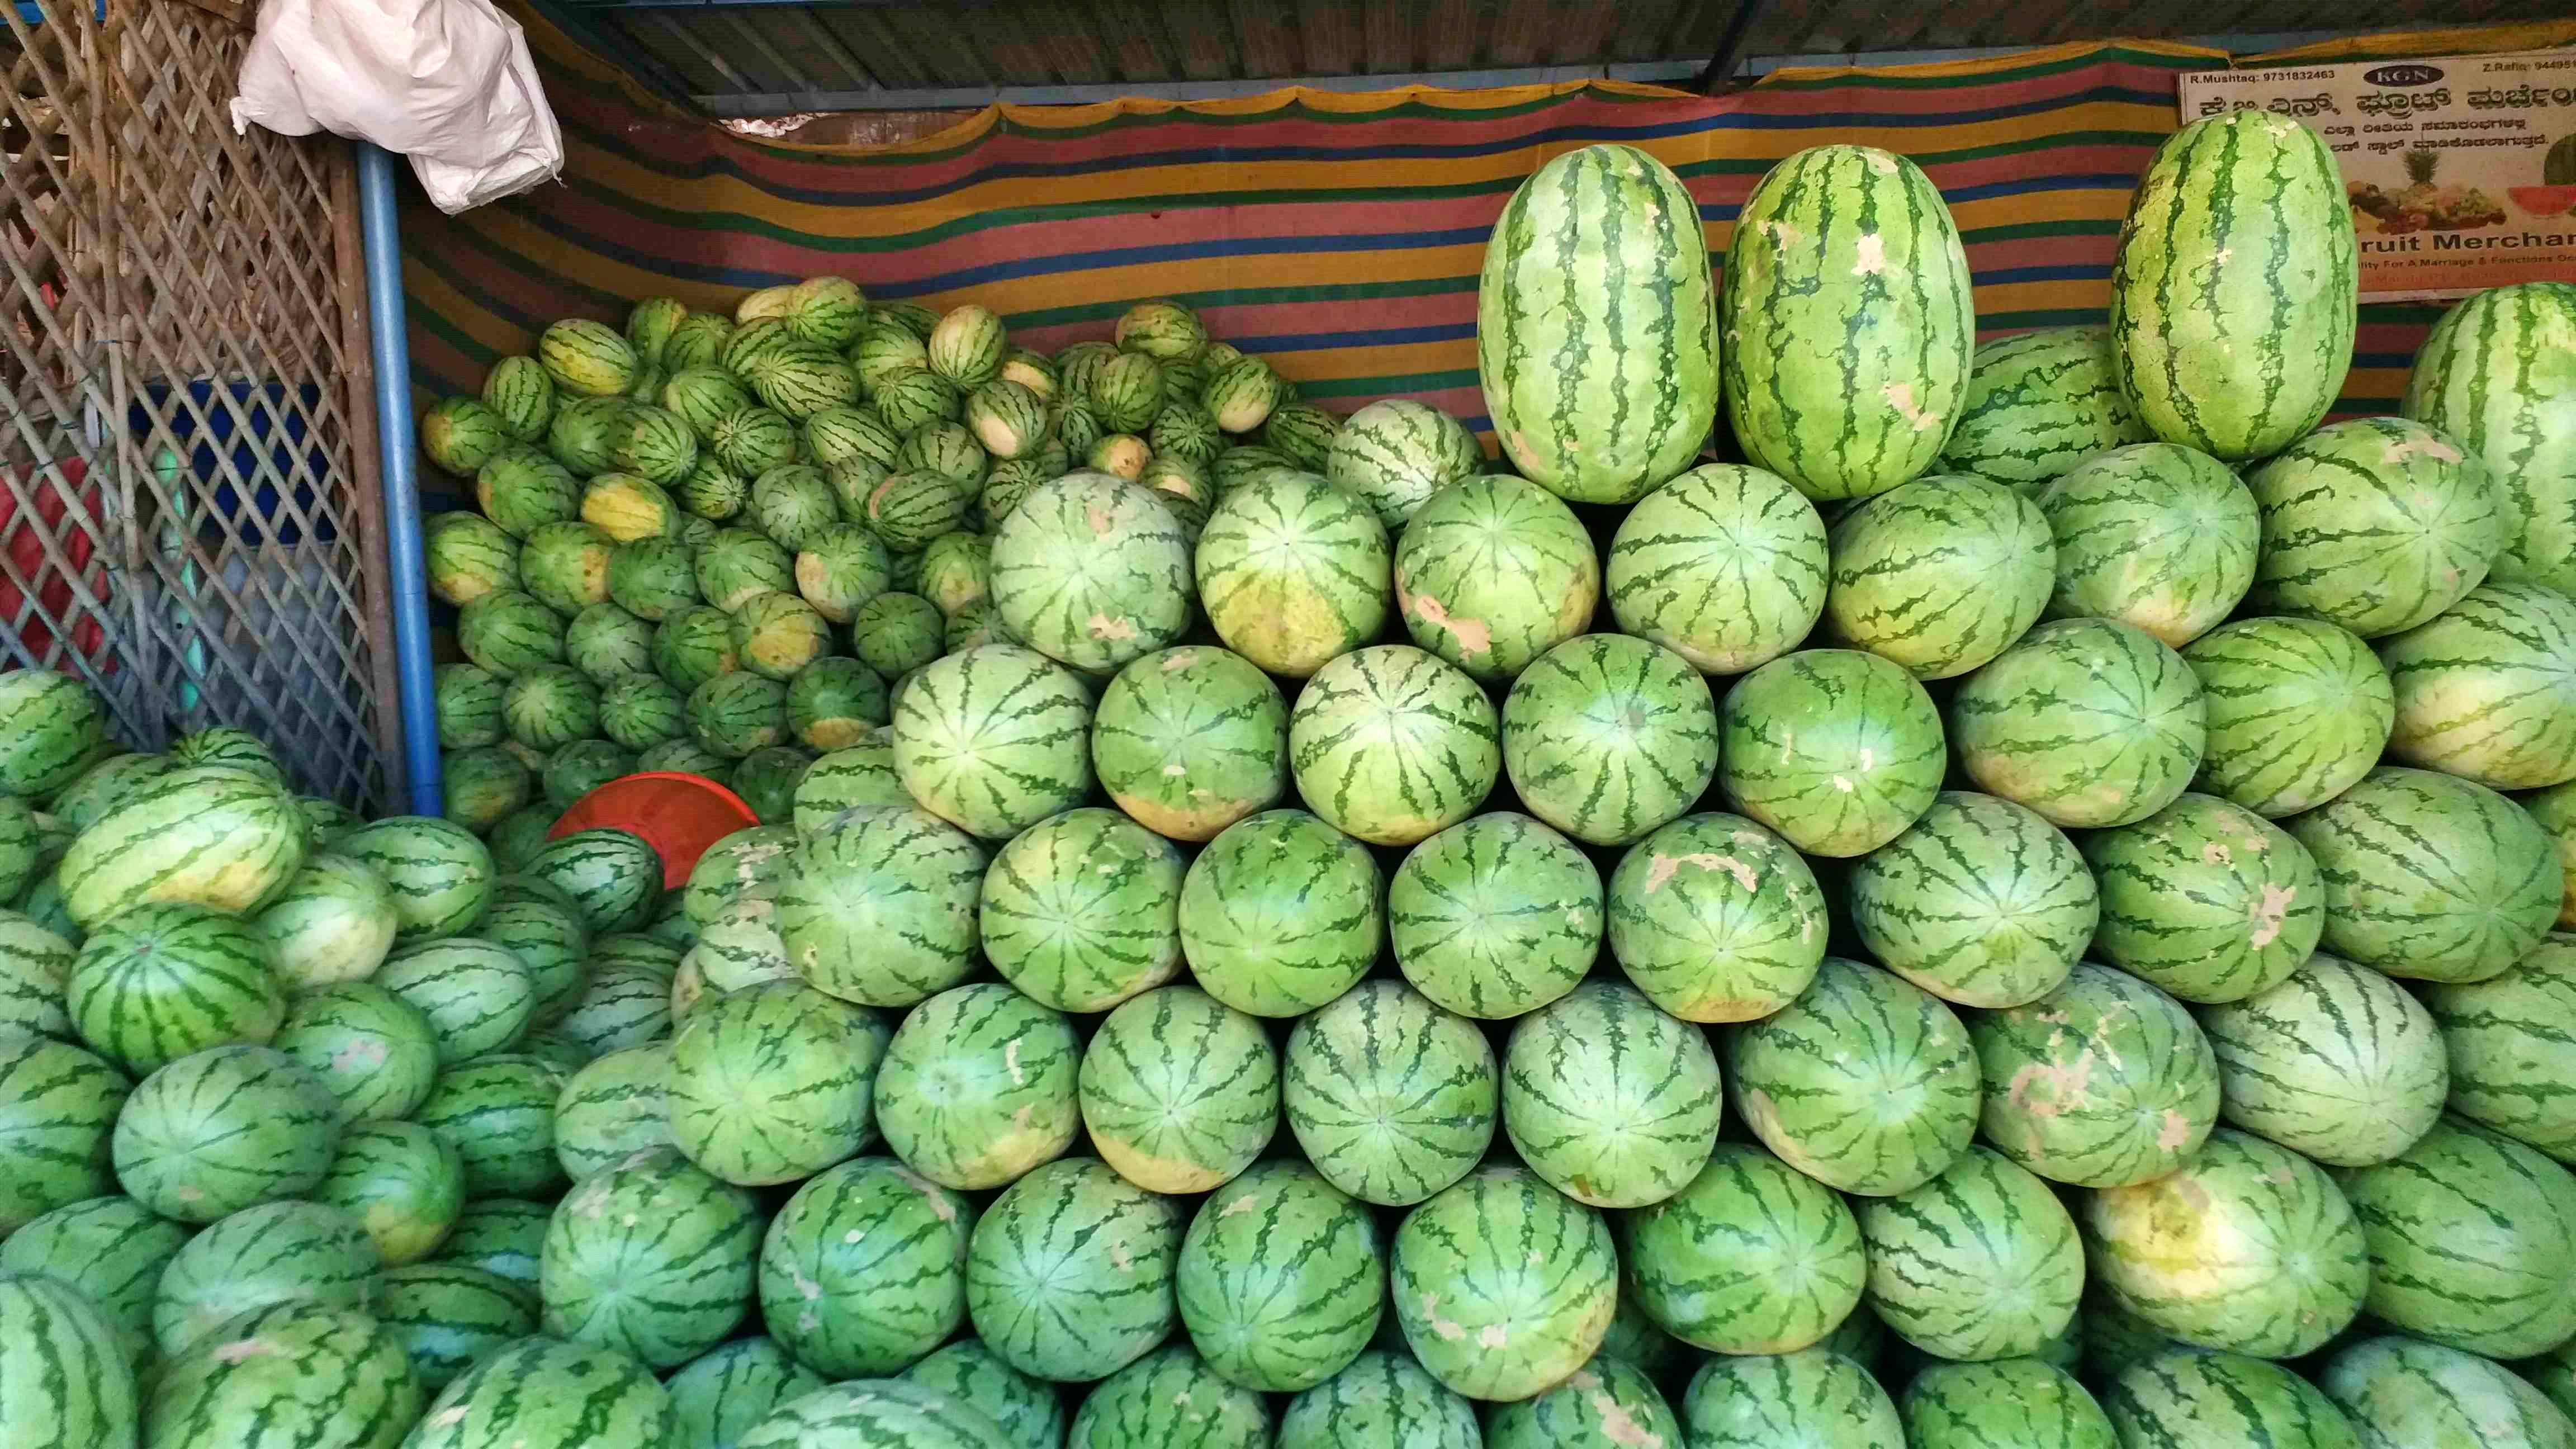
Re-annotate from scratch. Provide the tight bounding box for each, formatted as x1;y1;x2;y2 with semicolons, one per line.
539;0;2568;115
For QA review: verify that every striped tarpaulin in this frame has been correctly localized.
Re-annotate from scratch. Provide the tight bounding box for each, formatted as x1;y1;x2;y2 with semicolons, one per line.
401;13;2576;514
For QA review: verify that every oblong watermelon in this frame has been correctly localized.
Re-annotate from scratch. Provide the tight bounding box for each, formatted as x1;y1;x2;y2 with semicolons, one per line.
2334;1116;2576;1359
2182;615;2394;818
2319;1334;2575;1449
404;1336;672;1449
1901;1357;2115;1449
0;1272;135;1449
1936;325;2151;493
1726;956;1980;1196
1826;472;2056;679
1950;617;2205;830
144;1298;421;1449
2103;1349;2360;1449
2081;792;2322;1003
2200;951;2449;1167
2285;765;2561;983
57;765;307;927
2381;580;2576;789
1856;1145;2083;1362
2402;280;2576;595
2421;937;2576;1164
1847;790;2094;1010
2243;415;2501;638
1624;1140;1865;1355
1969;962;2219;1188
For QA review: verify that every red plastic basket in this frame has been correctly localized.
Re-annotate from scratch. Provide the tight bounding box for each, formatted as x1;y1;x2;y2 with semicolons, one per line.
548;772;761;889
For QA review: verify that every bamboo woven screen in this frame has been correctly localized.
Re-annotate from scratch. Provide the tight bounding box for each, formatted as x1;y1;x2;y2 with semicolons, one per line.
2;0;397;807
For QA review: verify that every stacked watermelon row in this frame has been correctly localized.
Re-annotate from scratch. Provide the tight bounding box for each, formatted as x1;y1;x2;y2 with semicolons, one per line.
2;108;2575;1449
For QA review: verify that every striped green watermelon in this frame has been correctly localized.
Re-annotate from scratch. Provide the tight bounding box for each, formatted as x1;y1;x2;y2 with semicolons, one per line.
553;954;670;1059
964;1156;1182;1382
681;825;794;926
1393;475;1597;683
518;1025;593;1074
2109;111;2355;461
688;671;790;759
165;727;278;783
1727;957;1980;1195
1391;1166;1614;1401
1287;646;1498;847
2404;282;2576;595
848;592;944;678
2321;1334;2574;1449
1391;812;1599;1020
431;1196;550;1291
1625;1141;1866;1354
1969;962;2218;1187
0;1272;134;1448
1826;473;2054;679
500;665;600;750
925;304;1005;387
2104;1349;2360;1449
1723;145;1972;501
269;982;440;1121
426;514;520;607
552;1045;670;1181
336;815;493;945
1606;462;1827;676
977;808;1181;1013
899;1341;1061;1449
1210;442;1295;489
668;1337;826;1449
1115;300;1206;361
111;1043;337;1223
58;764;306;926
2035;442;2258;647
542;319;640;398
806;408;903;471
486;810;557;875
1078;984;1278;1195
711;408;799;479
1682;1349;1901;1449
613;406;699;489
484;354;556;443
1502;979;1721;1209
0;670;103;802
2337;1116;2576;1357
1936;326;2152;492
1951;618;2205;830
2534;1343;2576;1424
875;370;965;435
1477;144;1715;505
149;1198;377;1356
1282;979;1493;1208
376;1263;537;1390
544;399;631;479
694;529;793;613
784;660;887;751
2382;580;2576;788
541;740;635;811
609;537;702;622
2199;951;2448;1167
1090;353;1166;434
1323;398;1482;528
479;891;589;1025
2244;416;2502;638
782;277;867;348
314;1116;462;1265
1177;808;1382;1016
747;343;860;421
1088;647;1286;842
0;1033;124;1233
662;367;754;442
965;380;1048;461
728;592;830;681
2423;938;2576;1162
665;314;733;372
758;1157;972;1378
1203;356;1282;435
2082;792;2321;1002
1848;791;2093;1010
1485;1355;1683;1449
623;297;688;366
1277;1348;1477;1449
789;737;905;831
434;666;506;750
0;911;70;1040
876;982;1078;1190
1174;1161;1379;1392
2287;766;2560;982
2083;1126;2366;1357
1857;1144;2082;1361
794;522;892;623
1901;1358;2115;1449
442;747;520;821
542;1144;758;1368
524;828;659;935
0;1195;188;1367
914;530;988;617
653;606;740;691
1502;634;1717;846
53;751;180;833
2081;1291;2186;1388
413;1052;567;1196
990;472;1194;674
978;456;1060;532
65;901;284;1075
2183;616;2394;817
1148;401;1222;469
1604;811;1825;1022
777;807;981;1008
889;645;1091;839
374;937;532;1063
1718;648;1945;856
740;1380;1006;1449
457;589;569;673
860;470;972;552
667;982;882;1185
0;802;47;905
1192;469;1391;679
423;396;508;478
855;315;931;387
404;1336;673;1449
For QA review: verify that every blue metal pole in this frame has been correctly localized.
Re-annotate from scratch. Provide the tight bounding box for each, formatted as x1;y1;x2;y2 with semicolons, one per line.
357;142;444;817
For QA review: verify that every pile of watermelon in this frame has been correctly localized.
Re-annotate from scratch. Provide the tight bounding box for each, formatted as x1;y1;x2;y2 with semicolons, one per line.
4;107;2576;1449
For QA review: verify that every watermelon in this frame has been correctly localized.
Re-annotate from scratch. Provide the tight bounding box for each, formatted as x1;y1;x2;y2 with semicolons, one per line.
412;1052;569;1196
855;314;932;386
1282;978;1495;1206
2381;580;2576;788
1605;462;1829;676
989;472;1194;674
0;911;70;1040
1392;812;1600;1020
541;319;638;397
457;588;569;673
688;672;789;757
149;1198;377;1356
57;764;306;926
889;645;1091;839
941;596;1014;651
0;1272;135;1449
1625;1140;1866;1353
313;1116;463;1264
1090;353;1166;434
270;982;441;1121
500;664;600;749
1825;472;2053;679
1901;1358;2115;1449
432;1197;550;1291
1970;962;2219;1187
165;727;278;783
0;1195;189;1366
1078;984;1278;1194
2104;1349;2361;1449
965;380;1048;461
53;752;179;834
480;892;590;1025
793;523;892;624
0;671;101;802
0;803;45;903
779;277;866;348
426;514;520;607
1323;398;1483;528
1278;1349;1478;1449
2082;1291;2186;1388
1192;468;1391;678
862;470;974;553
711;408;800;478
1502;979;1721;1208
2422;938;2576;1162
1059;1343;1276;1449
111;1040;339;1224
2108;110;2356;461
2403;282;2576;595
1173;1161;1380;1392
1718;648;1945;856
614;406;699;488
666;1337;827;1449
1114;299;1206;361
895;1344;1060;1449
666;312;733;371
2083;1126;2366;1357
1848;790;2093;1010
654;606;741;690
1727;956;1980;1195
1681;1349;1901;1449
2034;442;2258;647
661;367;754;442
964;1156;1182;1382
1488;1356;1685;1449
554;1045;673;1181
790;737;906;830
694;530;794;613
747;466;841;553
1950;617;2205;830
404;1336;672;1449
1287;646;1498;847
2286;766;2560;982
566;603;656;682
518;1025;594;1073
667;981;883;1185
486;810;557;874
541;740;635;811
784;660;888;751
1148;402;1222;469
727;591;830;681
876;983;1078;1190
777;806;982;1007
1723;145;1972;501
65;901;284;1074
914;531;988;618
484;353;556;442
1390;1166;1614;1401
2244;416;2502;637
0;1033;124;1233
335;816;494;947
805;408;903;471
757;1156;972;1378
1176;808;1382;1016
2321;1334;2575;1449
740;1380;1006;1449
1137;454;1213;537
1935;326;2153;491
422;396;508;479
2535;1343;2576;1424
2200;951;2449;1166
581;473;683;543
924;304;1005;387
1088;653;1280;848
544;399;631;479
1856;1144;2083;1361
978;808;1183;1012
682;825;794;926
747;342;860;420
1392;475;1597;682
2336;1115;2576;1357
875;371;965;435
2184;615;2395;817
376;1263;538;1391
2082;792;2322;1002
542;1145;758;1367
849;592;945;678
1502;636;1713;848
979;456;1060;532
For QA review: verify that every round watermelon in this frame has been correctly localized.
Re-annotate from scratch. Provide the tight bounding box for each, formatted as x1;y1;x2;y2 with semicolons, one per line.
1935;325;2151;492
314;1116;463;1265
427;514;522;608
1952;618;2205;829
785;658;889;751
654;605;741;690
0;911;70;1043
373;936;534;1064
1078;984;1278;1194
111;1043;337;1223
1726;957;1980;1196
696;529;794;612
1090;646;1289;841
681;825;795;927
1502;634;1718;846
1625;1140;1866;1355
1901;1356;2116;1449
523;827;660;935
1392;475;1598;683
1606;811;1826;1022
2103;1348;2360;1449
1282;978;1495;1208
0;1196;183;1375
1323;397;1481;528
2422;937;2576;1163
542;1144;759;1367
335;815;493;944
145;1298;421;1449
1390;1166;1615;1402
979;808;1183;1014
462;583;573;670
759;1157;972;1378
1193;469;1391;678
150;1198;377;1357
376;1263;538;1391
2381;580;2576;788
435;665;506;748
666;1337;826;1449
65;901;285;1076
404;1336;671;1449
0;1272;134;1449
1388;812;1599;1020
2201;951;2450;1167
1066;1344;1267;1449
1826;472;2055;679
1856;1145;2083;1361
891;645;1092;839
1970;962;2219;1188
2320;1335;2574;1449
740;1379;1005;1449
777;807;983;1008
688;672;790;758
255;853;400;991
2082;792;2322;1002
413;1052;568;1197
899;1339;1062;1449
876;982;1079;1190
1502;979;1721;1209
430;1196;549;1291
0;669;107;799
269;982;440;1122
2335;1116;2576;1358
666;981;884;1186
2182;615;2394;817
2245;416;2502;638
553;1044;673;1181
1719;648;1945;856
479;892;590;1026
1286;646;1499;847
1485;1355;1683;1449
1848;791;2093;1009
1682;1347;1901;1448
1607;462;1829;676
989;472;1193;674
1177;809;1382;1016
1277;1349;1478;1449
2286;766;2561;983
1175;1161;1380;1391
965;1157;1183;1382
2035;441;2259;647
849;593;944;678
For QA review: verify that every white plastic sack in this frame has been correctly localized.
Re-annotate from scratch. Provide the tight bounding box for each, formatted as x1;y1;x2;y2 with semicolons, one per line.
231;0;563;214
